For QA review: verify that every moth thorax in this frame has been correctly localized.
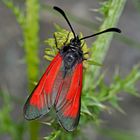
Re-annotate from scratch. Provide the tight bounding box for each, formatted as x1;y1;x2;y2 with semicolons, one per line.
64;52;78;69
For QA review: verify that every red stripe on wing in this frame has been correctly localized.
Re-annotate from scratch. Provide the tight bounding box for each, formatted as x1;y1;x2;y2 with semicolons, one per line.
64;63;82;117
55;63;83;131
24;53;62;120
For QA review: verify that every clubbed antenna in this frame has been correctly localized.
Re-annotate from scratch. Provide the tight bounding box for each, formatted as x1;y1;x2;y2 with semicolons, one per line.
54;6;76;38
80;28;121;40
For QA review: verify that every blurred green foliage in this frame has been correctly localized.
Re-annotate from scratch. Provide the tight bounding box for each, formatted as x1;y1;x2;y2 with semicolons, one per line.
2;0;40;140
0;90;25;140
1;0;140;140
99;127;140;140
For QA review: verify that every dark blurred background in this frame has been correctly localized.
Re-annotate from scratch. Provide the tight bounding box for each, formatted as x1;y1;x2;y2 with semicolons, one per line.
0;0;140;140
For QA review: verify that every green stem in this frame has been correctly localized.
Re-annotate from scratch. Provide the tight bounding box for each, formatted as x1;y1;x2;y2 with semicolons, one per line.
24;0;40;140
2;0;41;139
24;0;40;86
83;0;126;91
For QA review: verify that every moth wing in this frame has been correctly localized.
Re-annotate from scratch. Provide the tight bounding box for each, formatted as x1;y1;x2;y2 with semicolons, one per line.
55;63;83;131
24;53;62;120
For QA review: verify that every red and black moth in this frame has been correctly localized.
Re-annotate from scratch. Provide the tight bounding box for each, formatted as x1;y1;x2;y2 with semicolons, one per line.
23;6;121;131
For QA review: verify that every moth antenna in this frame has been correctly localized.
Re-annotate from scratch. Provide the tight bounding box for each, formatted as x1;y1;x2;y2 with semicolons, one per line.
80;28;121;40
54;6;76;38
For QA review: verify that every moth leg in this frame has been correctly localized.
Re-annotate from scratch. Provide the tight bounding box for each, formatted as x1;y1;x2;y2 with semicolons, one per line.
81;41;85;48
83;52;89;61
54;33;60;51
63;32;70;45
84;52;89;55
82;58;88;61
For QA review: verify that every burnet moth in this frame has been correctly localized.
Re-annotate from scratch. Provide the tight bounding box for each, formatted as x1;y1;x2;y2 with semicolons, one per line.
23;6;121;131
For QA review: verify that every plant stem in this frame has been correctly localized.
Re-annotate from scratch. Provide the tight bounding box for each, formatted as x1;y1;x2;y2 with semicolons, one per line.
83;0;126;91
1;0;40;139
24;0;40;86
24;0;40;140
